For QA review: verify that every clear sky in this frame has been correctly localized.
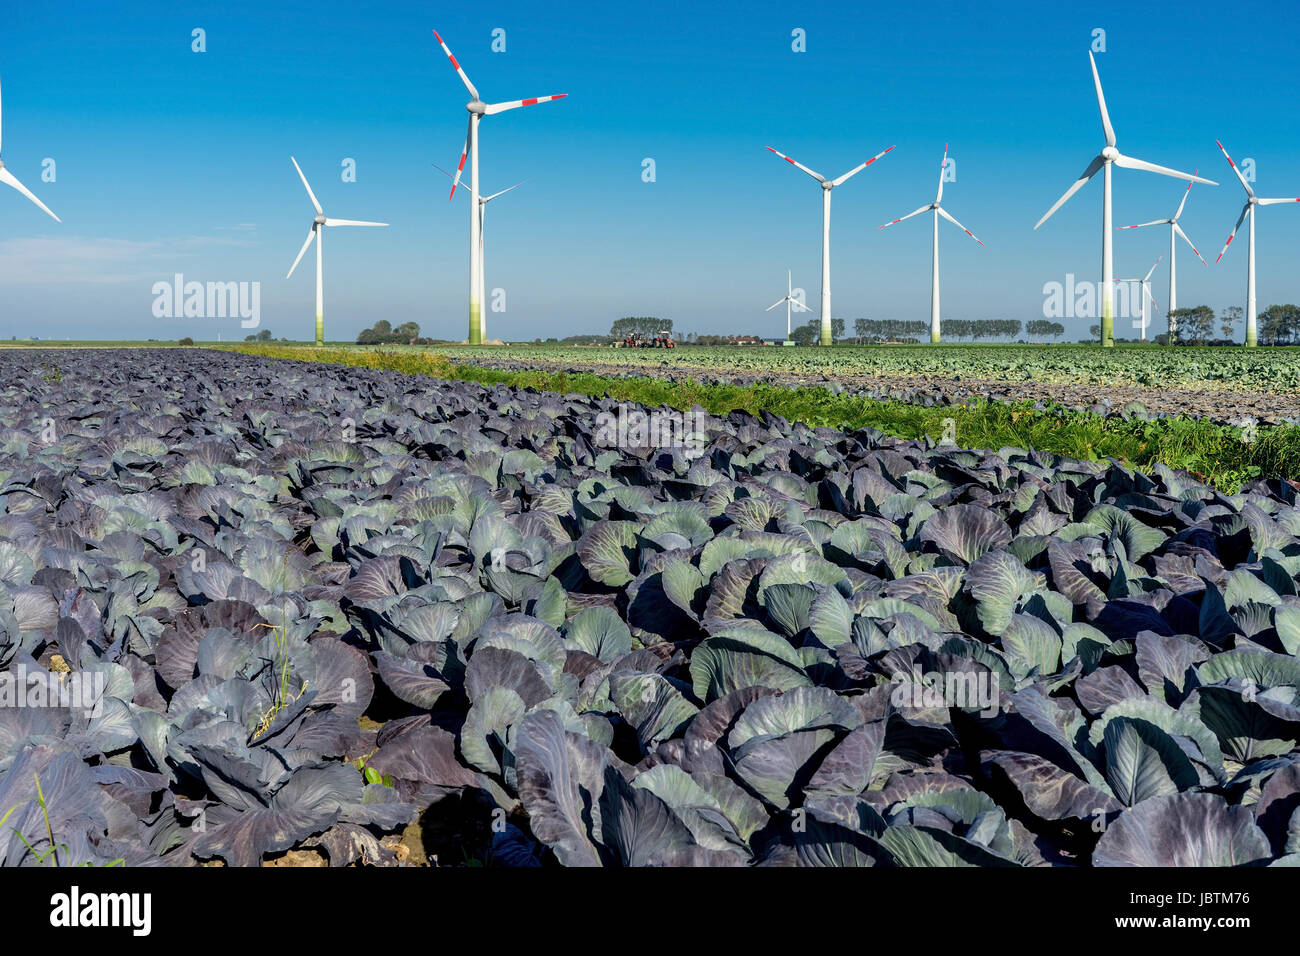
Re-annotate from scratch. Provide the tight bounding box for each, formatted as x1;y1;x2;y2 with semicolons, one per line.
1;0;1297;342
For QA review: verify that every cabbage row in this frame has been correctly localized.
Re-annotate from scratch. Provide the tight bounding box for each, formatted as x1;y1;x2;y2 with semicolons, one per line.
1;348;1299;867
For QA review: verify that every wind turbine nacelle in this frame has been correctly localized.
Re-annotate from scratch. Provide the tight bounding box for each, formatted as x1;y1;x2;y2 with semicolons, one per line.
1101;146;1120;161
468;100;488;115
314;214;327;225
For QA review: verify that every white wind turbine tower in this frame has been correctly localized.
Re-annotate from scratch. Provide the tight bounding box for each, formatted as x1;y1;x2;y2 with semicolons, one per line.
877;144;984;344
285;157;388;347
433;29;567;346
765;270;811;341
435;163;526;343
1034;52;1215;348
1116;254;1161;341
1116;174;1207;341
766;143;895;346
1214;140;1299;348
0;78;60;222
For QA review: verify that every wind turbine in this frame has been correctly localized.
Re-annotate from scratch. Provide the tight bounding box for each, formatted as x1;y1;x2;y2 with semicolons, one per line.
434;163;526;343
284;157;388;347
1116;254;1161;341
877;144;984;344
0;77;59;222
1116;174;1207;341
1034;52;1215;348
765;143;895;346
1214;140;1299;348
432;29;567;345
765;270;811;341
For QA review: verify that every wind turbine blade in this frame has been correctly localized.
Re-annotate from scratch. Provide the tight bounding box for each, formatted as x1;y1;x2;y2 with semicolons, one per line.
1116;219;1169;230
484;94;567;115
290;157;323;214
431;30;479;100
765;147;825;183
935;143;949;203
1035;155;1104;229
432;162;465;195
324;218;388;227
1144;285;1159;312
1089;51;1116;148
1173;222;1208;266
830;145;895;187
792;300;812;311
1216;202;1251;263
1173;175;1196;220
286;227;316;279
450;116;472;200
878;205;931;230
484;179;527;202
1113;154;1217;185
1143;255;1163;282
937;206;984;245
1215;140;1254;198
765;298;786;311
1257;197;1300;205
0;166;60;222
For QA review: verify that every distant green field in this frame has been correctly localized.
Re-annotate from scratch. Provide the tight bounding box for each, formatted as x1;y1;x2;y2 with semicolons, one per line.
417;342;1300;395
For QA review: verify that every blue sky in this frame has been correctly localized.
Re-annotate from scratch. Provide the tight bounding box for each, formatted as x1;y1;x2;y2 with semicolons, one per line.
1;0;1298;342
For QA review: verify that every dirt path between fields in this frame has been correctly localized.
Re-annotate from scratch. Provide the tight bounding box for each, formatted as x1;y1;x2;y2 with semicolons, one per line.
453;356;1298;425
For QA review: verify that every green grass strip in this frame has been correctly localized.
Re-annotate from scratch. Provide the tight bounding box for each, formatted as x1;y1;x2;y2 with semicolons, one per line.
218;344;1300;492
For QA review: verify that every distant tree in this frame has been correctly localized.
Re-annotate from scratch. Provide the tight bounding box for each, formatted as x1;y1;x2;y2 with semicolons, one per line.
830;317;845;342
1089;324;1101;341
1221;305;1242;341
1027;319;1050;340
1168;305;1214;344
1260;304;1300;346
611;317;672;338
257;329;272;342
178;336;194;346
791;320;818;345
373;320;392;336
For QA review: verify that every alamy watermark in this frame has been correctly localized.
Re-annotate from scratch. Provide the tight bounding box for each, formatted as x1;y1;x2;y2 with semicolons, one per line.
594;403;707;458
152;273;261;327
890;666;1000;718
1042;274;1145;319
0;663;104;717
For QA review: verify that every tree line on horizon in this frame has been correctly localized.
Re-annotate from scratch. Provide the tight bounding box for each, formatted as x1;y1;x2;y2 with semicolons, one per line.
340;304;1300;347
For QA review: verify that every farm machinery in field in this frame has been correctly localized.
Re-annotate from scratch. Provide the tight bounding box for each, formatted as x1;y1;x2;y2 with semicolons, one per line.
620;331;676;349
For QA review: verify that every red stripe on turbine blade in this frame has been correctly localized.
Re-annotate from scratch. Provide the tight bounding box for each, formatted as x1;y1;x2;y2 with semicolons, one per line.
552;94;568;99
432;29;444;43
522;98;538;106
